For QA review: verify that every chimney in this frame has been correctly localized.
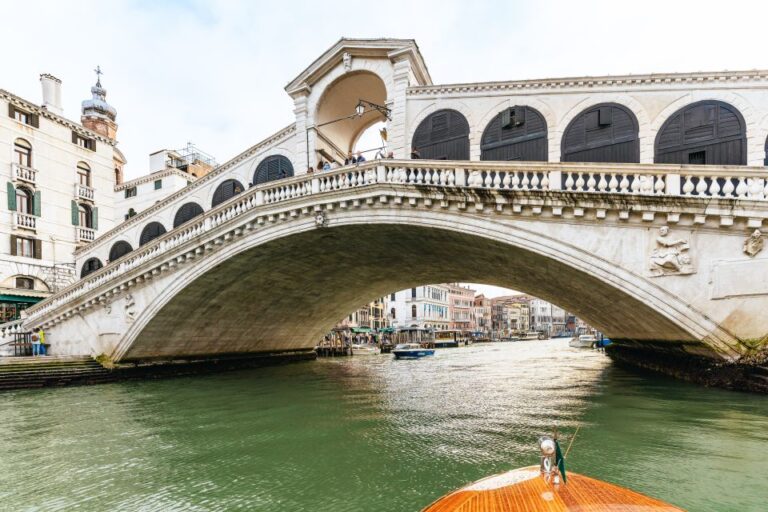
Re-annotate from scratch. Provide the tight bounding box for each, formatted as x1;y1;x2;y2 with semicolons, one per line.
39;74;63;115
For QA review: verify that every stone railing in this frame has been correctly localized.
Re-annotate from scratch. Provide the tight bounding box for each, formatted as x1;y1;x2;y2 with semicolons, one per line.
0;319;25;356
11;162;37;185
13;212;36;231
76;227;96;243
24;159;768;323
75;183;95;202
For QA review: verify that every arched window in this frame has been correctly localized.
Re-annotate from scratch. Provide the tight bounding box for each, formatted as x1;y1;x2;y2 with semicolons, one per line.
78;203;92;228
14;138;32;167
481;106;548;161
15;187;33;214
561;103;639;163
655;100;746;166
211;179;244;207
77;162;91;187
411;109;470;160
253;155;294;185
139;221;166;246
108;240;133;261
80;257;103;278
173;202;204;228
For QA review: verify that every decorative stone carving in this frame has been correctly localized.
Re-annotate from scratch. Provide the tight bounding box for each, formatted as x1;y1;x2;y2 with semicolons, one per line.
342;52;352;71
101;297;112;314
315;211;327;228
649;226;693;277
125;293;136;322
743;229;763;257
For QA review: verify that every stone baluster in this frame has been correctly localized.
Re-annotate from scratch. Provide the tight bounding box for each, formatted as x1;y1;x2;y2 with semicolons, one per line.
575;173;585;191
530;173;540;189
597;173;608;192
736;177;748;197
541;173;549;190
722;177;735;197
493;171;502;189
586;173;597;192
619;174;630;193
564;172;575;191
654;175;665;195
521;173;530;190
682;176;695;195
608;173;618;192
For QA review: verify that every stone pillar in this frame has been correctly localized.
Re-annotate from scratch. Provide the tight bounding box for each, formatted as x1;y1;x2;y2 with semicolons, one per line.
665;173;681;195
387;58;411;159
293;91;310;173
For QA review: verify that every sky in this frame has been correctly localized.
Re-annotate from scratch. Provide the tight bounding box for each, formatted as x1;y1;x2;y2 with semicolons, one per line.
3;0;767;299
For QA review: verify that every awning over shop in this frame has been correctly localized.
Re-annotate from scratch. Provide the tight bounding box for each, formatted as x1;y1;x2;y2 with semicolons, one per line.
350;327;372;333
0;294;44;304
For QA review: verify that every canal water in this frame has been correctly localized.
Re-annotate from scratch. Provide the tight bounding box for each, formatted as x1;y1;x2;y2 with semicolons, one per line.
1;339;767;511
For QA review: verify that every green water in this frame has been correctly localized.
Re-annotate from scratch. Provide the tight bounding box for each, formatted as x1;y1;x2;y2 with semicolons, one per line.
1;340;767;511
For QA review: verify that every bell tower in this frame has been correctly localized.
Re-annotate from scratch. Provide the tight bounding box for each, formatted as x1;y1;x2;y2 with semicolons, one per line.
81;65;118;139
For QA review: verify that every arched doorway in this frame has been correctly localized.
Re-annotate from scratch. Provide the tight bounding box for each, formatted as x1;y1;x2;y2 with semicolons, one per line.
139;222;166;246
173;202;205;228
314;71;388;166
655;100;746;165
253;156;294;186
411;109;470;160
561;103;639;163
109;240;133;261
481;106;547;161
211;179;244;207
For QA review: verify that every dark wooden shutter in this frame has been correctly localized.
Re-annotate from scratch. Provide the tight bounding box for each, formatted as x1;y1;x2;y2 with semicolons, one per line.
7;182;16;211
33;239;42;259
91;207;98;230
30;114;39;128
7;104;15;118
71;131;78;144
71;200;79;226
33;191;41;217
88;139;96;151
10;235;17;256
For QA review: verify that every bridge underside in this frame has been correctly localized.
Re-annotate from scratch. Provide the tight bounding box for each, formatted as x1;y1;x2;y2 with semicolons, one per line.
124;223;699;361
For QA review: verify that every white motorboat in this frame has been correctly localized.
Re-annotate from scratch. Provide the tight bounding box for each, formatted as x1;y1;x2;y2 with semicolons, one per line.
351;343;381;355
569;334;598;348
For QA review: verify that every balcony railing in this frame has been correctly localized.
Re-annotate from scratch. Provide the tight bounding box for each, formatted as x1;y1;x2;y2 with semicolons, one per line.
75;183;95;201
13;212;36;231
11;163;37;185
75;226;95;243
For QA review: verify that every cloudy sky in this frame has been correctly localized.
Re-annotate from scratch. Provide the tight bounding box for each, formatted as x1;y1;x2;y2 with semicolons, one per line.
3;0;767;297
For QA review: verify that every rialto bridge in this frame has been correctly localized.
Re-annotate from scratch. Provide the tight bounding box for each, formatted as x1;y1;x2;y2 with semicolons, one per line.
17;39;768;376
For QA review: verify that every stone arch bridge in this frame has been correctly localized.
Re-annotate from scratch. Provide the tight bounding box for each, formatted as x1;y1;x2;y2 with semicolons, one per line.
22;159;768;366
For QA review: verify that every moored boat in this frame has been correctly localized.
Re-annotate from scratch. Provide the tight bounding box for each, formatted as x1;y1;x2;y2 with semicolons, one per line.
351;343;381;355
422;437;684;511
393;343;435;359
520;331;543;341
569;334;597;348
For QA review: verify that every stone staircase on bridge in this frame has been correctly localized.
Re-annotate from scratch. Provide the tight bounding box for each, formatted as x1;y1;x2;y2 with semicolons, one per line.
0;356;114;390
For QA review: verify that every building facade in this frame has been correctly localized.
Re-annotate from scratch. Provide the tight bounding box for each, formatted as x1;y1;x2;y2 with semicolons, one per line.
473;294;492;334
387;285;449;330
0;74;119;320
446;283;475;331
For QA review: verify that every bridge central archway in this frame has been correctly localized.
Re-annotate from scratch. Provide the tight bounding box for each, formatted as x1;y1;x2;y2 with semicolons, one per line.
113;211;721;362
314;71;388;165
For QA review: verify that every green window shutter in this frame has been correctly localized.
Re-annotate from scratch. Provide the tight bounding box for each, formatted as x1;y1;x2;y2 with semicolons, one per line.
71;200;79;226
10;235;17;256
92;207;98;231
7;182;16;211
33;191;41;217
33;239;42;260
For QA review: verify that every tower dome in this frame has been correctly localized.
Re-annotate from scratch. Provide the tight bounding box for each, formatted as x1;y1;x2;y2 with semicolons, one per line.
81;66;118;139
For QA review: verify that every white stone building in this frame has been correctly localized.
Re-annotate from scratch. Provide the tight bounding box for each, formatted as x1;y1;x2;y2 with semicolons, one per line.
0;74;120;321
387;285;449;330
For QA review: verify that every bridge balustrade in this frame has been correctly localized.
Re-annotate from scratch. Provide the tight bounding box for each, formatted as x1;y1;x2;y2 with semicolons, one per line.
22;159;768;324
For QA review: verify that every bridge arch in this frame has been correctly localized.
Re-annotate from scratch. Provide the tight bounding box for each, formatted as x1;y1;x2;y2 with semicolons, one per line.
411;109;470;160
253;155;294;186
480;106;548;161
211;179;244;208
139;222;167;247
561;103;640;163
80;257;103;278
173;202;204;228
108;240;133;262
111;208;740;362
654;100;747;165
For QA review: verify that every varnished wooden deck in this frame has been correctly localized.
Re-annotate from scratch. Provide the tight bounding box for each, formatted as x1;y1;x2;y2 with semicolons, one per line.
423;466;685;512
